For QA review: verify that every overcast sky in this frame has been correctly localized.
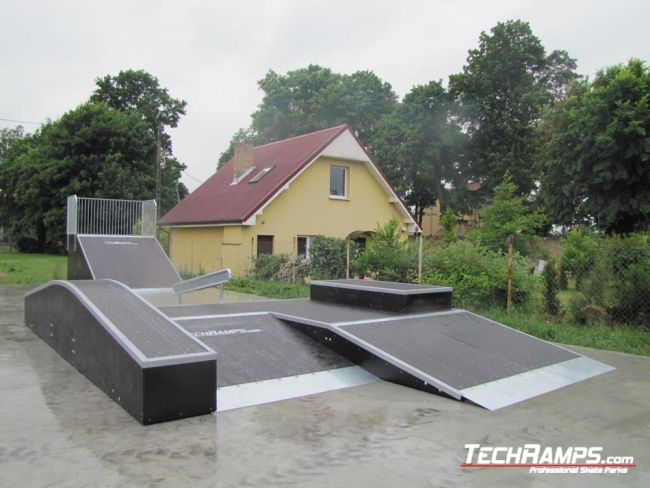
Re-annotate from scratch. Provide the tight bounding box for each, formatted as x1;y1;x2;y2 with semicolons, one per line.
2;0;649;192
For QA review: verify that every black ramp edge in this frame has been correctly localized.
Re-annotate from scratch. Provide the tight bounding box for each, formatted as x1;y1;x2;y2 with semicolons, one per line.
76;235;181;288
24;280;216;424
176;313;351;387
310;279;453;313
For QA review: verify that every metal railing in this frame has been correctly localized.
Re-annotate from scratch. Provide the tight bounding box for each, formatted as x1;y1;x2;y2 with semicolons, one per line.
66;195;157;249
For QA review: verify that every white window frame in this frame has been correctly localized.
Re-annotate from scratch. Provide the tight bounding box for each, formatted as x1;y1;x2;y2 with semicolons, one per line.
297;235;315;259
329;165;349;199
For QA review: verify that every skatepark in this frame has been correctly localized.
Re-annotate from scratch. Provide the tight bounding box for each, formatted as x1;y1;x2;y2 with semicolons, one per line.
3;196;648;486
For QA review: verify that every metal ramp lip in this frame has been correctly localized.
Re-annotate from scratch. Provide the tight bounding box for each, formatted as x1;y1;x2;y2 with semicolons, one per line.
460;356;616;410
311;279;453;295
216;365;379;412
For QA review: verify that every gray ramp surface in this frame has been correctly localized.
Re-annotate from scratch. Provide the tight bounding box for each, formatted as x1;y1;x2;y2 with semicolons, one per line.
162;298;399;323
176;313;351;387
338;311;578;390
72;280;208;359
77;235;181;288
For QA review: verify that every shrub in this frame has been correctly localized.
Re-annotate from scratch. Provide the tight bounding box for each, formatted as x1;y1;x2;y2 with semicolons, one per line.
354;218;416;282
439;208;458;245
309;236;347;280
542;259;560;315
422;240;539;311
560;228;596;290
253;253;290;280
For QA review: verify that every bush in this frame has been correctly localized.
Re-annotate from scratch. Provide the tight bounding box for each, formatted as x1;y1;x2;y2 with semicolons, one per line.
253;253;290;280
354;219;416;282
542;259;560;315
422;240;539;311
560;228;596;290
439;208;458;245
309;236;347;280
563;233;649;327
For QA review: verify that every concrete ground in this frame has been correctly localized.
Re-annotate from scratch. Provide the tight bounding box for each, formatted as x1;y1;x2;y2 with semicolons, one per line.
1;285;648;488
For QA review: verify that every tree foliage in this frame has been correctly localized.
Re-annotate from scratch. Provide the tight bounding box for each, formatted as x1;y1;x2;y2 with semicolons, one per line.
218;65;397;166
372;81;468;223
0;103;158;251
0;70;189;252
449;20;578;194
539;59;650;233
469;174;545;256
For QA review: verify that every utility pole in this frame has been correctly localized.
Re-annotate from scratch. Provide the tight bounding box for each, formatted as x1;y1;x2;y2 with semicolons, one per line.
155;125;162;238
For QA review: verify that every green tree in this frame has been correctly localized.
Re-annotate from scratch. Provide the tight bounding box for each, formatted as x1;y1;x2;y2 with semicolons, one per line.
91;69;188;211
218;65;397;165
539;59;650;233
449;20;578;194
0;126;25;161
469;175;545;255
0;103;163;252
372;81;468;223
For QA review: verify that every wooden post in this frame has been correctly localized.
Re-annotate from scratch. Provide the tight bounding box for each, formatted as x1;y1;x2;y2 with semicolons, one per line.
418;232;423;284
346;239;351;279
292;236;296;283
507;234;515;313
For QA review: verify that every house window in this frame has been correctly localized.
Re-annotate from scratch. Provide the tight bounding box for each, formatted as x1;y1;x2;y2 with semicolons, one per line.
330;166;348;198
297;236;315;258
257;235;273;255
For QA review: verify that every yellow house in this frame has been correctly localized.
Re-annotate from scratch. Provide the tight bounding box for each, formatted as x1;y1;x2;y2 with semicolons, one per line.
159;124;419;276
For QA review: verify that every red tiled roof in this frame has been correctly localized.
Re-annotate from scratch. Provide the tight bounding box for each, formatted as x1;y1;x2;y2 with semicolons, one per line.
159;125;349;225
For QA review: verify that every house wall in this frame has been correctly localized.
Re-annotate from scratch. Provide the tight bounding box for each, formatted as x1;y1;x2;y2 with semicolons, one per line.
421;200;443;238
167;156;407;276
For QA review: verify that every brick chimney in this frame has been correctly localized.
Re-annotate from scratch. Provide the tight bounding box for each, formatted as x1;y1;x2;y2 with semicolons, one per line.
233;142;254;183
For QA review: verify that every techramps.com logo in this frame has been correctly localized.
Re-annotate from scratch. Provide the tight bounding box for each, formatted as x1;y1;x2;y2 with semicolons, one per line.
461;444;636;474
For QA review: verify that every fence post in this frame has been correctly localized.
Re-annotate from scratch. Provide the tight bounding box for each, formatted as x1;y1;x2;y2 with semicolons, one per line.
346;239;351;279
418;231;423;284
506;234;515;313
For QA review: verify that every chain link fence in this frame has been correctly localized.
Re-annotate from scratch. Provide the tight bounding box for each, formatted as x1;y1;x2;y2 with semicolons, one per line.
167;233;649;328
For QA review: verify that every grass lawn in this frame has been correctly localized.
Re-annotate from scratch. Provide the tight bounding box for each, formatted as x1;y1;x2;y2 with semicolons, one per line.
482;308;650;357
226;277;310;299
0;246;67;285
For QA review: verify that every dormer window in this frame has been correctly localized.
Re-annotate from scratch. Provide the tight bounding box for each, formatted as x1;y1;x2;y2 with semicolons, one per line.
249;165;275;183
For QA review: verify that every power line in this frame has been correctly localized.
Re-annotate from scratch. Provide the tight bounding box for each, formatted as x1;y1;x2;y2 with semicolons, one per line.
0;117;42;126
182;169;204;184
